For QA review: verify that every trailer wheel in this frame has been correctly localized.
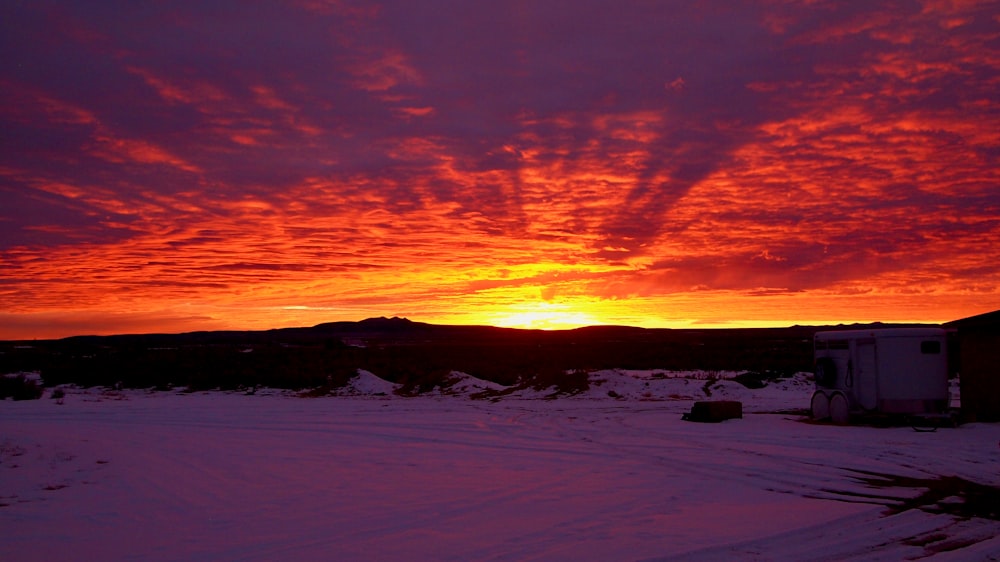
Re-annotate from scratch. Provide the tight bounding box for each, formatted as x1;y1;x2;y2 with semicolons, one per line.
830;393;851;425
810;391;830;420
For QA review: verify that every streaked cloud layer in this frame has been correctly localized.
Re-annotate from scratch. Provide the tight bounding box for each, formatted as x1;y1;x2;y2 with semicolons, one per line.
2;1;998;338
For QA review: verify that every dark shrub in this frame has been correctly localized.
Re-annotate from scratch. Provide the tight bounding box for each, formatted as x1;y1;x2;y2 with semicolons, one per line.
732;370;792;389
523;368;590;396
0;374;44;400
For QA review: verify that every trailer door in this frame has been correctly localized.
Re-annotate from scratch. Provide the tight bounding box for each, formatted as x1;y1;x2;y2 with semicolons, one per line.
857;341;878;410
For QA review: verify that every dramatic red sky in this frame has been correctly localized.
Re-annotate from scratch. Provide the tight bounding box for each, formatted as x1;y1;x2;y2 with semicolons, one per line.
2;1;998;339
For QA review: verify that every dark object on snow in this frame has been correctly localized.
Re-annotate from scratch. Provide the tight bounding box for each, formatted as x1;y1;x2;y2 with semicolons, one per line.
682;400;743;422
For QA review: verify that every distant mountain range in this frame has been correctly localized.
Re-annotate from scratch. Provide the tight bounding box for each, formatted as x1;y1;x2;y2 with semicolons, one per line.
1;317;951;393
0;315;942;347
31;315;941;346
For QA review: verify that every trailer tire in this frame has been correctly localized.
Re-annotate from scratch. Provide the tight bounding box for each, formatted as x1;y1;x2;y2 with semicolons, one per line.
830;393;851;425
811;391;830;420
814;357;837;387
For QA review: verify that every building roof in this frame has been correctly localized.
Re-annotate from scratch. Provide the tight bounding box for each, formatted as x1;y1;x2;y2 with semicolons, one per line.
944;309;1000;330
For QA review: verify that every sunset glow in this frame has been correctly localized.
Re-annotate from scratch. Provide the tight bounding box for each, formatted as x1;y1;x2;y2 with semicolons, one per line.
490;302;602;331
2;1;998;339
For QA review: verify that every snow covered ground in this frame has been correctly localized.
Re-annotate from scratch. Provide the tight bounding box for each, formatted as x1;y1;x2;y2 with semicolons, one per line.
2;370;999;561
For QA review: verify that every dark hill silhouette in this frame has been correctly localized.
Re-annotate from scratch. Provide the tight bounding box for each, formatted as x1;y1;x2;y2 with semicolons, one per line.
1;317;946;393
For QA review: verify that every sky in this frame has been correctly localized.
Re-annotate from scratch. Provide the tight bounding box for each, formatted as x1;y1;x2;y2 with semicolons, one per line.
1;0;999;339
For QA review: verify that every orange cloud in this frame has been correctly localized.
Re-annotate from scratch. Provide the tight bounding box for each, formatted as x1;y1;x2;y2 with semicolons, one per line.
127;66;229;107
349;50;424;92
88;135;203;174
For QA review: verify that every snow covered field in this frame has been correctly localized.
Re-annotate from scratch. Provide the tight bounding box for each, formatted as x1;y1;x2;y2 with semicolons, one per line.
2;370;999;561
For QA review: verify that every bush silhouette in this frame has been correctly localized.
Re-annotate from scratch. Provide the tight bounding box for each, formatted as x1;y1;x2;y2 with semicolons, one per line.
0;374;43;400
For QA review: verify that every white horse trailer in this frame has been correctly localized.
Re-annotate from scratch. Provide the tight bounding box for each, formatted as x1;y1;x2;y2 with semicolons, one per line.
811;328;949;424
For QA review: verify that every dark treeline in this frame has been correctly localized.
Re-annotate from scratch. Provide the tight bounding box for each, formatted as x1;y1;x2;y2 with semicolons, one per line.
1;317;927;393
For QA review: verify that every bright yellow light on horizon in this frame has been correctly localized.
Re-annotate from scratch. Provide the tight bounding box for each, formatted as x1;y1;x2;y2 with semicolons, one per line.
490;302;602;330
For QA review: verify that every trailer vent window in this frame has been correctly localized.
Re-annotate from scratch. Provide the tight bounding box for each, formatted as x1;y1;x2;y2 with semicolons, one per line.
920;341;941;354
828;340;849;350
815;341;826;350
